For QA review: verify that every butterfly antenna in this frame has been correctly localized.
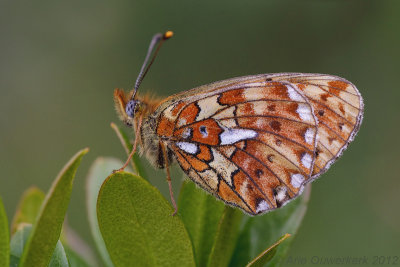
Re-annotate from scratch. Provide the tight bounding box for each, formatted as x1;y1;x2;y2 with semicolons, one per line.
131;31;173;100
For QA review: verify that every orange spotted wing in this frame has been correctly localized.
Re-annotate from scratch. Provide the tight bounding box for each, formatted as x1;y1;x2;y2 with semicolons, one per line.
153;73;363;215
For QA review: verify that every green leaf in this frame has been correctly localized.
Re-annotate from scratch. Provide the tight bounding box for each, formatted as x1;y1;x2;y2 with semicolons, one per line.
63;246;90;267
229;185;311;267
207;207;243;267
97;172;195;267
18;148;89;267
48;241;69;267
61;223;97;267
178;180;225;267
10;224;31;267
86;157;125;267
10;224;69;267
246;234;291;267
0;197;10;267
110;122;146;178
11;187;45;234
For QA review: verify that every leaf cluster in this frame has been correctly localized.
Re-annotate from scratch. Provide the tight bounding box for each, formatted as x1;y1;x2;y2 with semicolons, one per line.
0;125;310;267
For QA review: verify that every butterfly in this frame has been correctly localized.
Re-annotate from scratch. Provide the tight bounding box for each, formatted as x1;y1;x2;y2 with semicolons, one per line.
114;31;364;216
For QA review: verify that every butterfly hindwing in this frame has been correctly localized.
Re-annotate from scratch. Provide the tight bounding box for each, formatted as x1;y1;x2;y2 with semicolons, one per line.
156;76;326;215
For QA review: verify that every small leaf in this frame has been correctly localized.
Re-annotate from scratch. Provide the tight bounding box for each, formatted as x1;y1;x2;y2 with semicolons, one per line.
110;122;146;178
229;185;311;267
97;172;195;267
178;180;225;267
10;224;69;267
246;234;291;267
11;187;45;234
18;148;89;267
48;241;69;267
207;207;243;267
86;158;125;267
10;224;31;267
0;197;10;267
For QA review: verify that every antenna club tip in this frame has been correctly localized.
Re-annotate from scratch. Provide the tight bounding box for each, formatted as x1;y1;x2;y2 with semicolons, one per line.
164;31;174;39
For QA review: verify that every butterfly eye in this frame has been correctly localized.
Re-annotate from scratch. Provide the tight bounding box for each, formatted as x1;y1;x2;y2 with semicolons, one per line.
125;100;137;118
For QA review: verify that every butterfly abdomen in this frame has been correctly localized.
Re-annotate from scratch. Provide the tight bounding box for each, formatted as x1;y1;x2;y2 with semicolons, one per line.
140;114;175;169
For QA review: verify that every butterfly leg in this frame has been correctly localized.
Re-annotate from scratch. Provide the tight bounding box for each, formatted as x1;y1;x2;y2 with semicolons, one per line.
161;142;178;216
113;115;143;173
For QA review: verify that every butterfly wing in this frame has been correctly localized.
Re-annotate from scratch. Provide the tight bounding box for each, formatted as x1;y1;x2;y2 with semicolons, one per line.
267;73;364;179
154;73;362;215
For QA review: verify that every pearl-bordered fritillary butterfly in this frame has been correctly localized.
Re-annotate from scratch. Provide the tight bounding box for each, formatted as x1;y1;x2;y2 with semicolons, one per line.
114;31;364;216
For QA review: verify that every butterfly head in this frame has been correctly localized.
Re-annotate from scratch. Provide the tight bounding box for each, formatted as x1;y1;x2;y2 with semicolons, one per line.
114;88;142;127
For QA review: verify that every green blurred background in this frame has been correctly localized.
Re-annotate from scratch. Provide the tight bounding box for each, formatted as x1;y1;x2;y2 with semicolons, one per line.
1;0;399;265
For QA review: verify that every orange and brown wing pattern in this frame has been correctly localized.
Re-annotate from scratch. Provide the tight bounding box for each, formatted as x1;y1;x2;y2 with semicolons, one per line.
267;73;364;178
155;79;322;215
151;73;362;215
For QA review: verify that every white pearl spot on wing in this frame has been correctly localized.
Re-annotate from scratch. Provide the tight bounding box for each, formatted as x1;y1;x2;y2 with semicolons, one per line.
287;84;304;101
291;173;305;188
275;186;287;203
301;153;313;169
256;200;269;213
304;128;314;145
176;142;198;154
220;128;258;145
297;103;312;122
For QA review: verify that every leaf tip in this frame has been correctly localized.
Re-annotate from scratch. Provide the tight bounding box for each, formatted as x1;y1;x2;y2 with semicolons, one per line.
81;147;90;154
282;233;291;239
24;186;43;194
